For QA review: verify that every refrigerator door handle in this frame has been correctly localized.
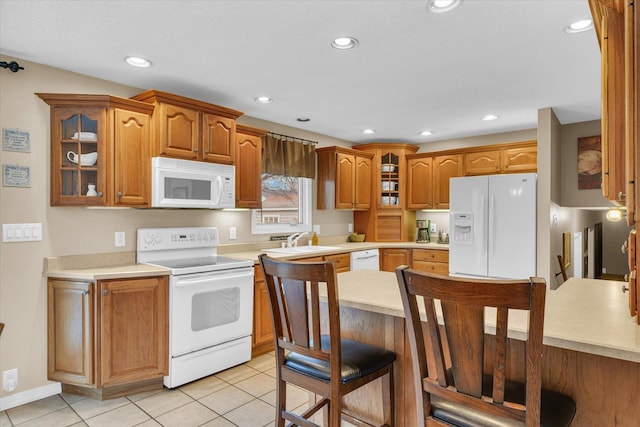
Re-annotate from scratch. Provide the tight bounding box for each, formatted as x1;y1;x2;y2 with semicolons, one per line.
489;195;496;257
480;195;487;256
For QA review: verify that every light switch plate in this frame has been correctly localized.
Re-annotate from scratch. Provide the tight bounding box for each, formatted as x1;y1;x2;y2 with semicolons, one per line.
313;225;321;234
2;223;42;242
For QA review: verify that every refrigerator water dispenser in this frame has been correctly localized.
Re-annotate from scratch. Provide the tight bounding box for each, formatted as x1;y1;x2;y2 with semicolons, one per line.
452;213;473;244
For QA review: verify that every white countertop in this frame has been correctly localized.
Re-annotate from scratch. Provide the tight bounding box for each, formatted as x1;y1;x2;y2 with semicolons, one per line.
335;270;640;363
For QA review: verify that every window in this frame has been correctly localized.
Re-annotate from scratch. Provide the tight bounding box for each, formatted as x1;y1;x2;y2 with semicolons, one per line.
251;174;312;235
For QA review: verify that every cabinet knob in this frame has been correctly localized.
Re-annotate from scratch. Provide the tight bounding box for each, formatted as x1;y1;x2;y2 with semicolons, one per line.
117;192;123;198
82;290;88;296
622;284;629;293
97;191;103;197
194;148;198;153
618;191;625;201
102;290;109;296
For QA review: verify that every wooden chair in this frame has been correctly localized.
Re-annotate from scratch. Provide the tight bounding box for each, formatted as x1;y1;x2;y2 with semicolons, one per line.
395;267;576;427
556;255;568;282
259;254;396;427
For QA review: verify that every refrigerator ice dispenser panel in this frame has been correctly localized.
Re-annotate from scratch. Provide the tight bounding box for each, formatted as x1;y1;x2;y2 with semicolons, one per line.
452;213;474;245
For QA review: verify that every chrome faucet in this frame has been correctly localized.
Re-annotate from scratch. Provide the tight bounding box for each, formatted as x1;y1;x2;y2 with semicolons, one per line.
287;232;308;248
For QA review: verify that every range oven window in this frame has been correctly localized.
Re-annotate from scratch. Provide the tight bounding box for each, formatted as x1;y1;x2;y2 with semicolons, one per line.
191;288;240;331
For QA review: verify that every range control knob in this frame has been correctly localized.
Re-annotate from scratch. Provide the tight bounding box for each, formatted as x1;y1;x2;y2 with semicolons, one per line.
144;234;153;244
154;234;162;244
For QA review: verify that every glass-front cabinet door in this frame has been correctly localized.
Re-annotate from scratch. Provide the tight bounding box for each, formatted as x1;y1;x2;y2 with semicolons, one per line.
379;152;400;208
53;108;106;206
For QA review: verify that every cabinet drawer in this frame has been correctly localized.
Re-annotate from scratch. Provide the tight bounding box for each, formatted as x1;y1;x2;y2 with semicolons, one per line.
412;260;449;275
325;253;351;272
412;249;449;263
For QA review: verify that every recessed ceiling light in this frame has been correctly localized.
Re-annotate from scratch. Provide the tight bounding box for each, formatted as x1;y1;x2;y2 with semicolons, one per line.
297;117;310;122
428;0;462;14
255;96;273;104
125;56;151;68
362;129;375;134
331;36;359;50
482;114;499;121
564;19;593;34
420;130;434;136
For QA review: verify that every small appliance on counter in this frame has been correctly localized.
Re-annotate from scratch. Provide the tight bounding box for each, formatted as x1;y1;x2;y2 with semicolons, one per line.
416;219;430;243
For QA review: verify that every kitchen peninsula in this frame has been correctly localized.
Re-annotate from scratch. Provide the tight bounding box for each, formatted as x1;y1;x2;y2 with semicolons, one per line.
330;270;640;427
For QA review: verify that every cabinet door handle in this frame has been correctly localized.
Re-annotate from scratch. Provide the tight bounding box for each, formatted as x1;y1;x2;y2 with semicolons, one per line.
102;290;108;296
82;290;88;296
618;191;625;201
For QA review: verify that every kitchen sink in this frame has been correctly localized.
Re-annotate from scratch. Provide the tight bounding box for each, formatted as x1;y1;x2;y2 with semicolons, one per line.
263;245;340;255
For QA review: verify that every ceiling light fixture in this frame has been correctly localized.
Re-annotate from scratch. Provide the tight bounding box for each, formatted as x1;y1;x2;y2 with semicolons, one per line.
482;114;499;121
420;130;434;136
362;129;375;135
331;36;359;50
124;56;151;68
428;0;462;14
564;19;593;34
606;207;625;222
255;96;273;104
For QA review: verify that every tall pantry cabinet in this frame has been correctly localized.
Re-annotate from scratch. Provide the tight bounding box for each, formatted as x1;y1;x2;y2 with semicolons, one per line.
353;143;418;241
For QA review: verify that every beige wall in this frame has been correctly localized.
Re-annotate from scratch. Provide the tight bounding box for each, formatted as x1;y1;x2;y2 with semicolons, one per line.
0;55;354;406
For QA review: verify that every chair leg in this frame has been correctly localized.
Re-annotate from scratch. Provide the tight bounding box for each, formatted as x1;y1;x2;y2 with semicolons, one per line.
382;367;395;427
276;377;287;427
330;386;342;427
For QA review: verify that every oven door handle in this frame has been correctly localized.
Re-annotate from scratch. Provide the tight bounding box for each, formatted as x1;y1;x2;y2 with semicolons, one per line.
173;270;253;287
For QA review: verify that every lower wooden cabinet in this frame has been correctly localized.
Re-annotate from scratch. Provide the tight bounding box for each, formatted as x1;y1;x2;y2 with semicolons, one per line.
412;248;449;275
380;248;412;272
48;275;168;398
324;252;351;273
252;265;274;357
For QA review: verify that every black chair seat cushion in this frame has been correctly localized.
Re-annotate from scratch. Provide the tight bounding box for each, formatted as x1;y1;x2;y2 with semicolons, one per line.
284;335;396;384
430;373;576;427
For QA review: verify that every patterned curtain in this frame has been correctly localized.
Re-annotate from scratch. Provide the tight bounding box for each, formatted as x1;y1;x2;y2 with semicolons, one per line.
262;134;316;178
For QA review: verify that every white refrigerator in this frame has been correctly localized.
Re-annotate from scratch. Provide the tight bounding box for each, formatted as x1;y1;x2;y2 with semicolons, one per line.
449;173;537;279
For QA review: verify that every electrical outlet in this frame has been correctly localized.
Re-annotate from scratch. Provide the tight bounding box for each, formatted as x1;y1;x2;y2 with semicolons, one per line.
430;223;437;233
348;223;353;233
313;225;321;234
229;226;237;240
115;231;125;247
3;368;17;392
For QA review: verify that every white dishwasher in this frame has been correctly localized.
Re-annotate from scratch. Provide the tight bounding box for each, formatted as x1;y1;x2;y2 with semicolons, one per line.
350;249;380;271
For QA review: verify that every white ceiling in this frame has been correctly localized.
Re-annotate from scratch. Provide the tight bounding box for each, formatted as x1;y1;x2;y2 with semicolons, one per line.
0;0;601;144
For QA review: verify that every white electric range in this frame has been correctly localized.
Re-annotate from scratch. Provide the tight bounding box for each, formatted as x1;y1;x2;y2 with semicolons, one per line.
137;227;254;388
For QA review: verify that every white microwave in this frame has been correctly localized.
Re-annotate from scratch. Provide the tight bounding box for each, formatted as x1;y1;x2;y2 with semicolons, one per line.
151;157;236;209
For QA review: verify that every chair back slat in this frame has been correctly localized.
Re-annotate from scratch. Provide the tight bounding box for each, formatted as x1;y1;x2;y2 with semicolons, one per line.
396;268;547;426
281;277;311;347
441;301;485;398
492;307;509;404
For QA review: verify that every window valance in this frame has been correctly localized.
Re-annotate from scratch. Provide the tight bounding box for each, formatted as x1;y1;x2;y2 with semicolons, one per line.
262;133;316;179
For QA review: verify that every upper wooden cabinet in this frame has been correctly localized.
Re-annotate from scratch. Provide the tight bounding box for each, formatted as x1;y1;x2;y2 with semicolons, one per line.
317;146;374;210
48;276;169;398
590;0;635;208
406;153;464;210
131;90;243;165
235;124;267;208
353;143;418;241
433;154;464;209
38;94;154;207
464;141;537;175
406;141;536;210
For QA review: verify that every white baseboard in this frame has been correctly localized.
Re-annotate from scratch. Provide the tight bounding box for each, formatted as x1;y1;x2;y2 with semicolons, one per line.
0;382;61;411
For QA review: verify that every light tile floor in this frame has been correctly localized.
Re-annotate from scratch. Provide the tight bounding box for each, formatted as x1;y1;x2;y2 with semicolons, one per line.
0;353;316;427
